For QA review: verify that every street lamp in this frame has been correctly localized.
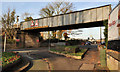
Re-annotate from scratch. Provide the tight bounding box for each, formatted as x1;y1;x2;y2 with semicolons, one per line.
4;31;6;52
100;27;102;43
17;16;19;28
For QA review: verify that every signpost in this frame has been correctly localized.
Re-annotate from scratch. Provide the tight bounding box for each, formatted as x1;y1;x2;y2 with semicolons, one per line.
35;20;38;27
108;3;120;41
31;21;34;27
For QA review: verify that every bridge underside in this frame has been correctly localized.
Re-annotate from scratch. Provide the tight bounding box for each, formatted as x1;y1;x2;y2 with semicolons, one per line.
23;20;107;32
18;20;107;48
19;4;110;48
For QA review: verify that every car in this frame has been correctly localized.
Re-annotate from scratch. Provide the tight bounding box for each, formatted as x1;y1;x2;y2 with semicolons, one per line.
92;41;97;44
84;41;91;45
101;41;105;45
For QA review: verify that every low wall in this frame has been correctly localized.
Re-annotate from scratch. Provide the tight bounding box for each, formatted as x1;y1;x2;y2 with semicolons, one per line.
107;50;120;70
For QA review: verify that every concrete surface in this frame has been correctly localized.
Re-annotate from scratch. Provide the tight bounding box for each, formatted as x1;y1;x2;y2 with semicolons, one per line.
80;63;94;70
8;45;109;71
28;59;49;70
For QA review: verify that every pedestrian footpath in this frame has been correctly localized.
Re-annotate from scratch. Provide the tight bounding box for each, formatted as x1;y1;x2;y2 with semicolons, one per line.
28;59;49;71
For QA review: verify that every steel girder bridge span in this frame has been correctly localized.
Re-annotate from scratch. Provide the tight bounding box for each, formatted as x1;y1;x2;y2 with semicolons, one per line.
18;4;111;48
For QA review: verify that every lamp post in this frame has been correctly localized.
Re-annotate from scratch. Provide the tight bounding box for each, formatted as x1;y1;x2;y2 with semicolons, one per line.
17;16;19;28
4;31;6;52
100;27;102;43
14;16;19;48
48;32;51;51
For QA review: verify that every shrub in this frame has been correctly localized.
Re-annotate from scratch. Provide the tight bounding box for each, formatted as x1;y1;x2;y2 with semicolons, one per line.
64;46;80;53
66;40;86;45
7;39;16;44
49;39;59;43
51;45;80;53
55;45;65;52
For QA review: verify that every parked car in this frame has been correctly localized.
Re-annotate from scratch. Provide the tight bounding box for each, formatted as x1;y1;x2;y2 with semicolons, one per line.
92;41;97;44
84;41;91;45
101;41;105;45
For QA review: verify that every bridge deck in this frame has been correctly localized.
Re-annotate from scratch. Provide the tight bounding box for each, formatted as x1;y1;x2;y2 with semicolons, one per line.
21;5;111;31
23;20;107;32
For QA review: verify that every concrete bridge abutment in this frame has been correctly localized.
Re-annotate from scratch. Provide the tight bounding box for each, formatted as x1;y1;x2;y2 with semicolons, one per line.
17;31;40;48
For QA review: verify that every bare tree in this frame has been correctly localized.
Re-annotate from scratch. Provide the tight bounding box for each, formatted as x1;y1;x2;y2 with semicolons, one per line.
1;8;16;39
21;12;33;21
39;2;74;17
39;2;74;39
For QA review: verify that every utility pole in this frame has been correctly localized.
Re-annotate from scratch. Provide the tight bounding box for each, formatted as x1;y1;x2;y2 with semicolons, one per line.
48;32;51;51
17;16;19;28
4;31;6;52
100;26;102;43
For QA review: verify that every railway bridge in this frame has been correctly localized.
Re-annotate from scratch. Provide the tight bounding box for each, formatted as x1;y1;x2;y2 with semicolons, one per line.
18;5;111;48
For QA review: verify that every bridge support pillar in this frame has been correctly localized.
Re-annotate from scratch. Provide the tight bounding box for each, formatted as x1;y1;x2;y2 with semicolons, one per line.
20;31;40;48
20;31;25;48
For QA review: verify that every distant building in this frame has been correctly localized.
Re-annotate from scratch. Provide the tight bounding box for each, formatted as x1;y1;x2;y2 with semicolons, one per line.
40;31;49;40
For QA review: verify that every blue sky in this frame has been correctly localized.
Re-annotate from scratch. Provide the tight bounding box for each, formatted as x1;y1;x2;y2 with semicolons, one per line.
2;2;118;21
1;1;119;39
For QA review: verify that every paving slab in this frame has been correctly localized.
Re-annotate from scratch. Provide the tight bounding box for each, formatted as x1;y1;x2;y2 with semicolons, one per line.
80;63;94;70
28;59;49;70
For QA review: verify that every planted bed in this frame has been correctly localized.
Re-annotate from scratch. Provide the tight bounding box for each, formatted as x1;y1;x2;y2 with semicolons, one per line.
49;45;88;59
2;52;21;67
